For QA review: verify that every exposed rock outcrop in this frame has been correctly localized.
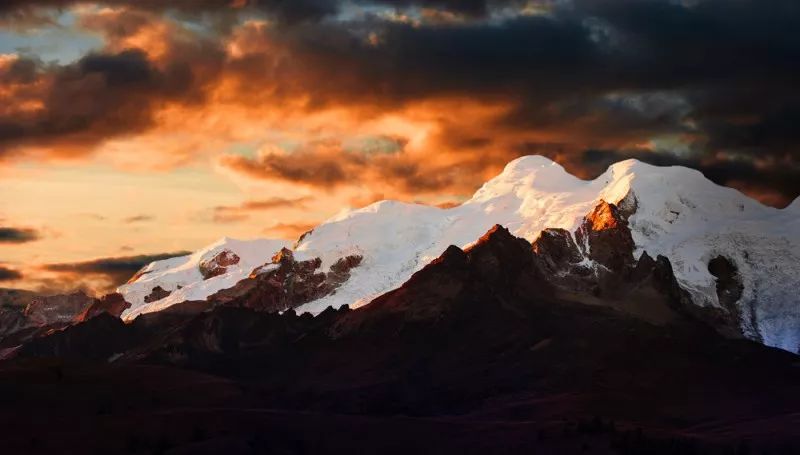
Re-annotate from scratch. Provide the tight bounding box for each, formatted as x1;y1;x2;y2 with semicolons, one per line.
531;200;637;294
574;200;635;272
206;250;363;314
531;201;636;295
76;292;131;322
0;306;31;340
333;220;719;340
531;228;583;273
0;288;38;308
707;255;752;339
198;249;240;280
525;201;745;334
708;256;745;310
143;286;172;303
23;291;95;326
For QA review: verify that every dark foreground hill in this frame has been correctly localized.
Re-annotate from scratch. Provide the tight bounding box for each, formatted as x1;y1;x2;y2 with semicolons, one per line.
1;223;799;454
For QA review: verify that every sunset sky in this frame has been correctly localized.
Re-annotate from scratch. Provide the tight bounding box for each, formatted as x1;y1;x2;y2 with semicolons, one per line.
1;0;798;295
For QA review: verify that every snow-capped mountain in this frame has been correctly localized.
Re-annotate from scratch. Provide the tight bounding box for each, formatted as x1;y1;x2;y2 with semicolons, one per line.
119;237;290;319
118;155;800;352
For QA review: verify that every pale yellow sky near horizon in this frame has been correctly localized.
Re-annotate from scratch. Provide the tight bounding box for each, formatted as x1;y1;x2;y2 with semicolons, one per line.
0;158;348;293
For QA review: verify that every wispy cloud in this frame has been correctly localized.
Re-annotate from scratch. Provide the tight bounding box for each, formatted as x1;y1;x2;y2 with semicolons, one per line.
123;214;154;223
263;222;317;240
0;264;22;281
0;227;40;244
212;196;311;223
43;250;191;293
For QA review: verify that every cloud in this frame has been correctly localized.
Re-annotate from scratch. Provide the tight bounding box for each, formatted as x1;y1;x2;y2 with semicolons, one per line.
219;147;353;187
0;227;40;244
219;140;458;195
0;49;195;158
211;212;250;224
0;8;224;160
43;251;191;292
348;192;385;208
212;196;311;223
0;265;22;281
0;0;798;205
79;213;108;221
263;222;318;240
0;0;339;29
123;214;154;223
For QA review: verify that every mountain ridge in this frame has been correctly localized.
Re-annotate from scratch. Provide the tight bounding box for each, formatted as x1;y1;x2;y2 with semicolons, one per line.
117;155;800;353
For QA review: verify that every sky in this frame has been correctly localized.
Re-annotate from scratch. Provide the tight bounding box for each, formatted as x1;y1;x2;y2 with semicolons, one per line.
1;0;799;295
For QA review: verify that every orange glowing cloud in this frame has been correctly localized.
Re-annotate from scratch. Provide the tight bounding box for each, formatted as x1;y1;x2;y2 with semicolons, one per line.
0;2;796;209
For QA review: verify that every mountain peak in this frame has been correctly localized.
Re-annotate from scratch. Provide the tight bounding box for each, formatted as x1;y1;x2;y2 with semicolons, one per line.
583;200;624;231
471;224;513;244
501;154;563;173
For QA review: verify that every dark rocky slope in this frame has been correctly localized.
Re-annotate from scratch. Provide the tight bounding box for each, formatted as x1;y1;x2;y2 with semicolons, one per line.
3;218;799;453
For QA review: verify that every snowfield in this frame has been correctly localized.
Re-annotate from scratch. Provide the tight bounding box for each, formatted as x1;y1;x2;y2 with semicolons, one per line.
118;156;800;353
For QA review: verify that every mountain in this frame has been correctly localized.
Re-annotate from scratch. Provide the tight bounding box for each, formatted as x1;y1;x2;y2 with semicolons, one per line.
0;288;133;354
118;237;290;317
118;155;800;353
4;225;799;453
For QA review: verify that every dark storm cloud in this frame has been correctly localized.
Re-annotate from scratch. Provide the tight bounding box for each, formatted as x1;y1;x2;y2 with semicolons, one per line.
0;265;22;281
0;227;40;244
0;57;38;85
0;0;798;204
0;0;527;24
44;251;191;287
0;47;214;156
363;0;522;18
221;150;352;186
0;0;339;26
220;141;456;193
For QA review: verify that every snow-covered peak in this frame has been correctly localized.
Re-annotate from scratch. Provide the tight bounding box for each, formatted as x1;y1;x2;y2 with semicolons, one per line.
787;196;800;212
470;155;579;203
118;237;290;319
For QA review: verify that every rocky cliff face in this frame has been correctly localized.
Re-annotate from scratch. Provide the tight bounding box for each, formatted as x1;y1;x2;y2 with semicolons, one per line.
0;306;31;340
530;200;743;334
0;289;132;349
574;200;636;272
332;214;702;339
23;291;96;326
76;292;132;322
